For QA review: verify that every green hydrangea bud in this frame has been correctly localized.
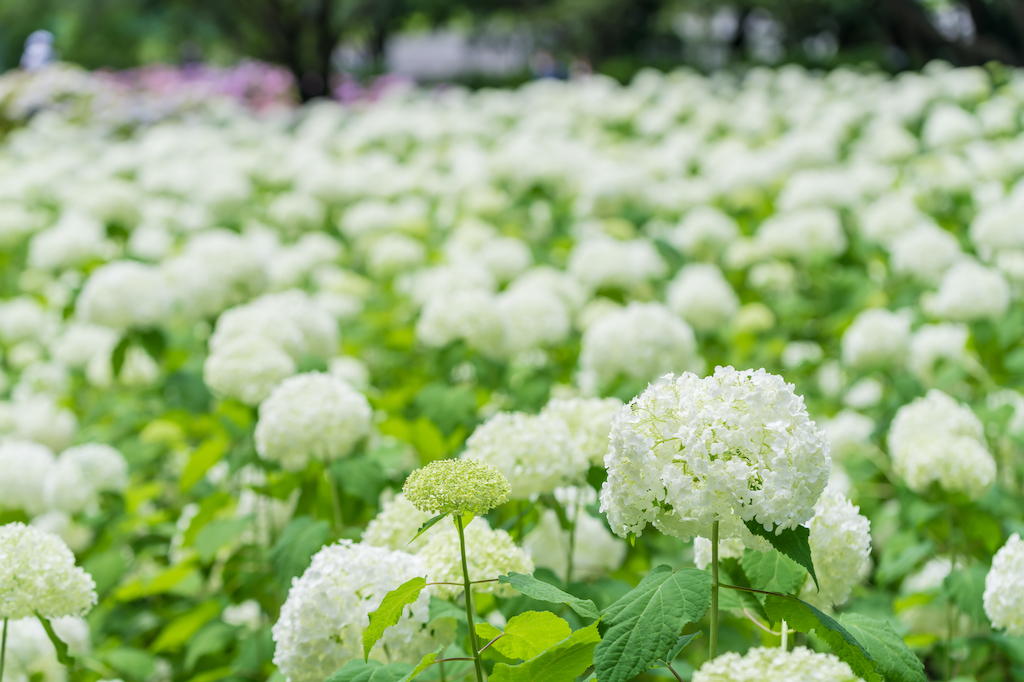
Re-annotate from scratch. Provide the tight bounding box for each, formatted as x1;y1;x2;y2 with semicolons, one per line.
403;459;510;516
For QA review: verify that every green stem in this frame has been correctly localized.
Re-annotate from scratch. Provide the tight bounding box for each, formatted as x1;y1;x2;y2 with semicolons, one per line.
327;468;343;532
947;505;957;682
1;617;7;682
710;520;719;661
565;495;581;586
455;514;485;682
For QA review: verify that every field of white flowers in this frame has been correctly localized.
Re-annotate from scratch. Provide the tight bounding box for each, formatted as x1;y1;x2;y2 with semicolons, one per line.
1;59;1024;682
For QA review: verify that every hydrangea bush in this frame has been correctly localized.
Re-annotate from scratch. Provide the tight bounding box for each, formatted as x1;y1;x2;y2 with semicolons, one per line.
1;60;1024;682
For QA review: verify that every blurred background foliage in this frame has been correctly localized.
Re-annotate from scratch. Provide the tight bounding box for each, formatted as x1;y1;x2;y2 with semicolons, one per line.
2;0;1024;97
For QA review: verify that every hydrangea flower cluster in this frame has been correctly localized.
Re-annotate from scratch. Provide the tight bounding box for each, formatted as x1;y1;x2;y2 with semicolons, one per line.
801;487;872;608
272;541;438;682
0;522;97;619
255;372;371;471
540;397;624;466
693;646;863;682
43;444;129;515
600;366;830;543
403;459;511;516
416;518;534;598
984;533;1024;635
887;389;996;499
362;493;433;552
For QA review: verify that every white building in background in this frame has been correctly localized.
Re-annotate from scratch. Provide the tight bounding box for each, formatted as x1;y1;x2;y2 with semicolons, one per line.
384;30;531;80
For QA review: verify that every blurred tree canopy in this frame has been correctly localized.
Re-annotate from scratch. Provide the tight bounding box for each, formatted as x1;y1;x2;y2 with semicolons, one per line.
2;0;1024;97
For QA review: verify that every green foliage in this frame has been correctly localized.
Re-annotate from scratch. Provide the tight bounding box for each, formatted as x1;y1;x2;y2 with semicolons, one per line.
839;613;927;682
741;548;807;596
327;660;415;682
744;520;818;589
489;621;601;682
269;516;330;588
651;632;702;669
497;573;600;620
943;566;991;624
593;566;712;682
475;611;573;660
763;594;880;682
363;577;428;661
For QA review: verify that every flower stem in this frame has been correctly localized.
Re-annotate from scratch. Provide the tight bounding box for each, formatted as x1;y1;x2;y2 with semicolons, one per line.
565;495;581;586
947;504;957;682
781;620;788;650
327;468;344;532
1;617;7;682
455;514;485;682
710;520;719;661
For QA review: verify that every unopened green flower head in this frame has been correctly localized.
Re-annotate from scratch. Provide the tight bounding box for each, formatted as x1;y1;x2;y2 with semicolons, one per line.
403;459;510;516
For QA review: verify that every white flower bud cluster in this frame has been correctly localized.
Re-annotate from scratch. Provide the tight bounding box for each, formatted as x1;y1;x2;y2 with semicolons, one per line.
887;389;996;499
0;522;97;619
984;533;1024;635
693;646;863;682
272;541;439;682
600;366;830;544
416;518;534;599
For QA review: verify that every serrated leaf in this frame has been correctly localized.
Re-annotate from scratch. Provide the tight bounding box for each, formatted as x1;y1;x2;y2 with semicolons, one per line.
498;573;600;620
397;645;445;682
364;577;428;661
408;513;449;546
744;520;818;589
327;660;415;682
742;548;807;596
943;565;990;624
840;613;926;682
762;594;880;682
489;621;601;682
652;631;702;668
594;566;712;682
476;611;572;660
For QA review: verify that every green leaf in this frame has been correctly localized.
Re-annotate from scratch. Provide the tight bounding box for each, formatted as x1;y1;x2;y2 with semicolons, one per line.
409;513;449;546
138;329;166;360
498;573;600;620
840;613;927;682
180;437;229;492
476;611;573;661
877;534;935;586
742;548;807;596
489;621;601;682
593;566;712;682
186;621;238;671
943;565;990;624
269;516;331;588
762;593;880;682
37;614;75;667
194;515;253;562
744;520;818;590
333;456;386;505
397;645;445;682
111;336;130;377
364;577;428;661
652;631;702;668
327;660;415;682
151;600;221;652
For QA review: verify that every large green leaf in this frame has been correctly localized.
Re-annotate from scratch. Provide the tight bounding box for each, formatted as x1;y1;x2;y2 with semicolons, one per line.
475;611;573;660
327;660;415;682
742;548;807;596
840;613;926;682
593;566;712;682
498;573;600;619
408;513;449;546
269;516;331;588
651;632;702;668
489;621;601;682
762;594;880;682
943;565;990;624
744;520;818;589
364;577;428;661
194;515;253;562
397;645;445;682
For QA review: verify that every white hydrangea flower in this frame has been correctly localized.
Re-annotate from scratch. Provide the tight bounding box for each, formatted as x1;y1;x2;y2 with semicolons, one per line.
4;396;77;452
693;536;747;571
926;259;1010;322
418;518;534;598
48;323;118;370
922;103;981;148
363;493;432;553
755;208;847;262
887;224;962;284
567;237;667;291
475;236;533;283
0;440;56;516
495;285;571;357
415;290;504;357
75;260;172;330
907;323;969;383
666;263;740;332
255;373;372;472
600;367;831;543
118;346;160;387
984;533;1024;635
888;389;995;499
3;616;91;682
43;444;129;515
781;341;824;369
857;193;933;247
462;411;584;498
747;260;797;295
820;410;875;460
222;599;264;632
0;297;55;345
272;541;438;682
522;508;626;582
800;487;872;608
203;336;297;406
327;356;370;392
841;308;911;369
540;396;623;466
693;646;863;682
28;212;114;271
843;378;884;410
30;511;94;554
578;302;699;392
365;233;426;279
667;205;739;259
0;523;97;619
209;290;338;362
